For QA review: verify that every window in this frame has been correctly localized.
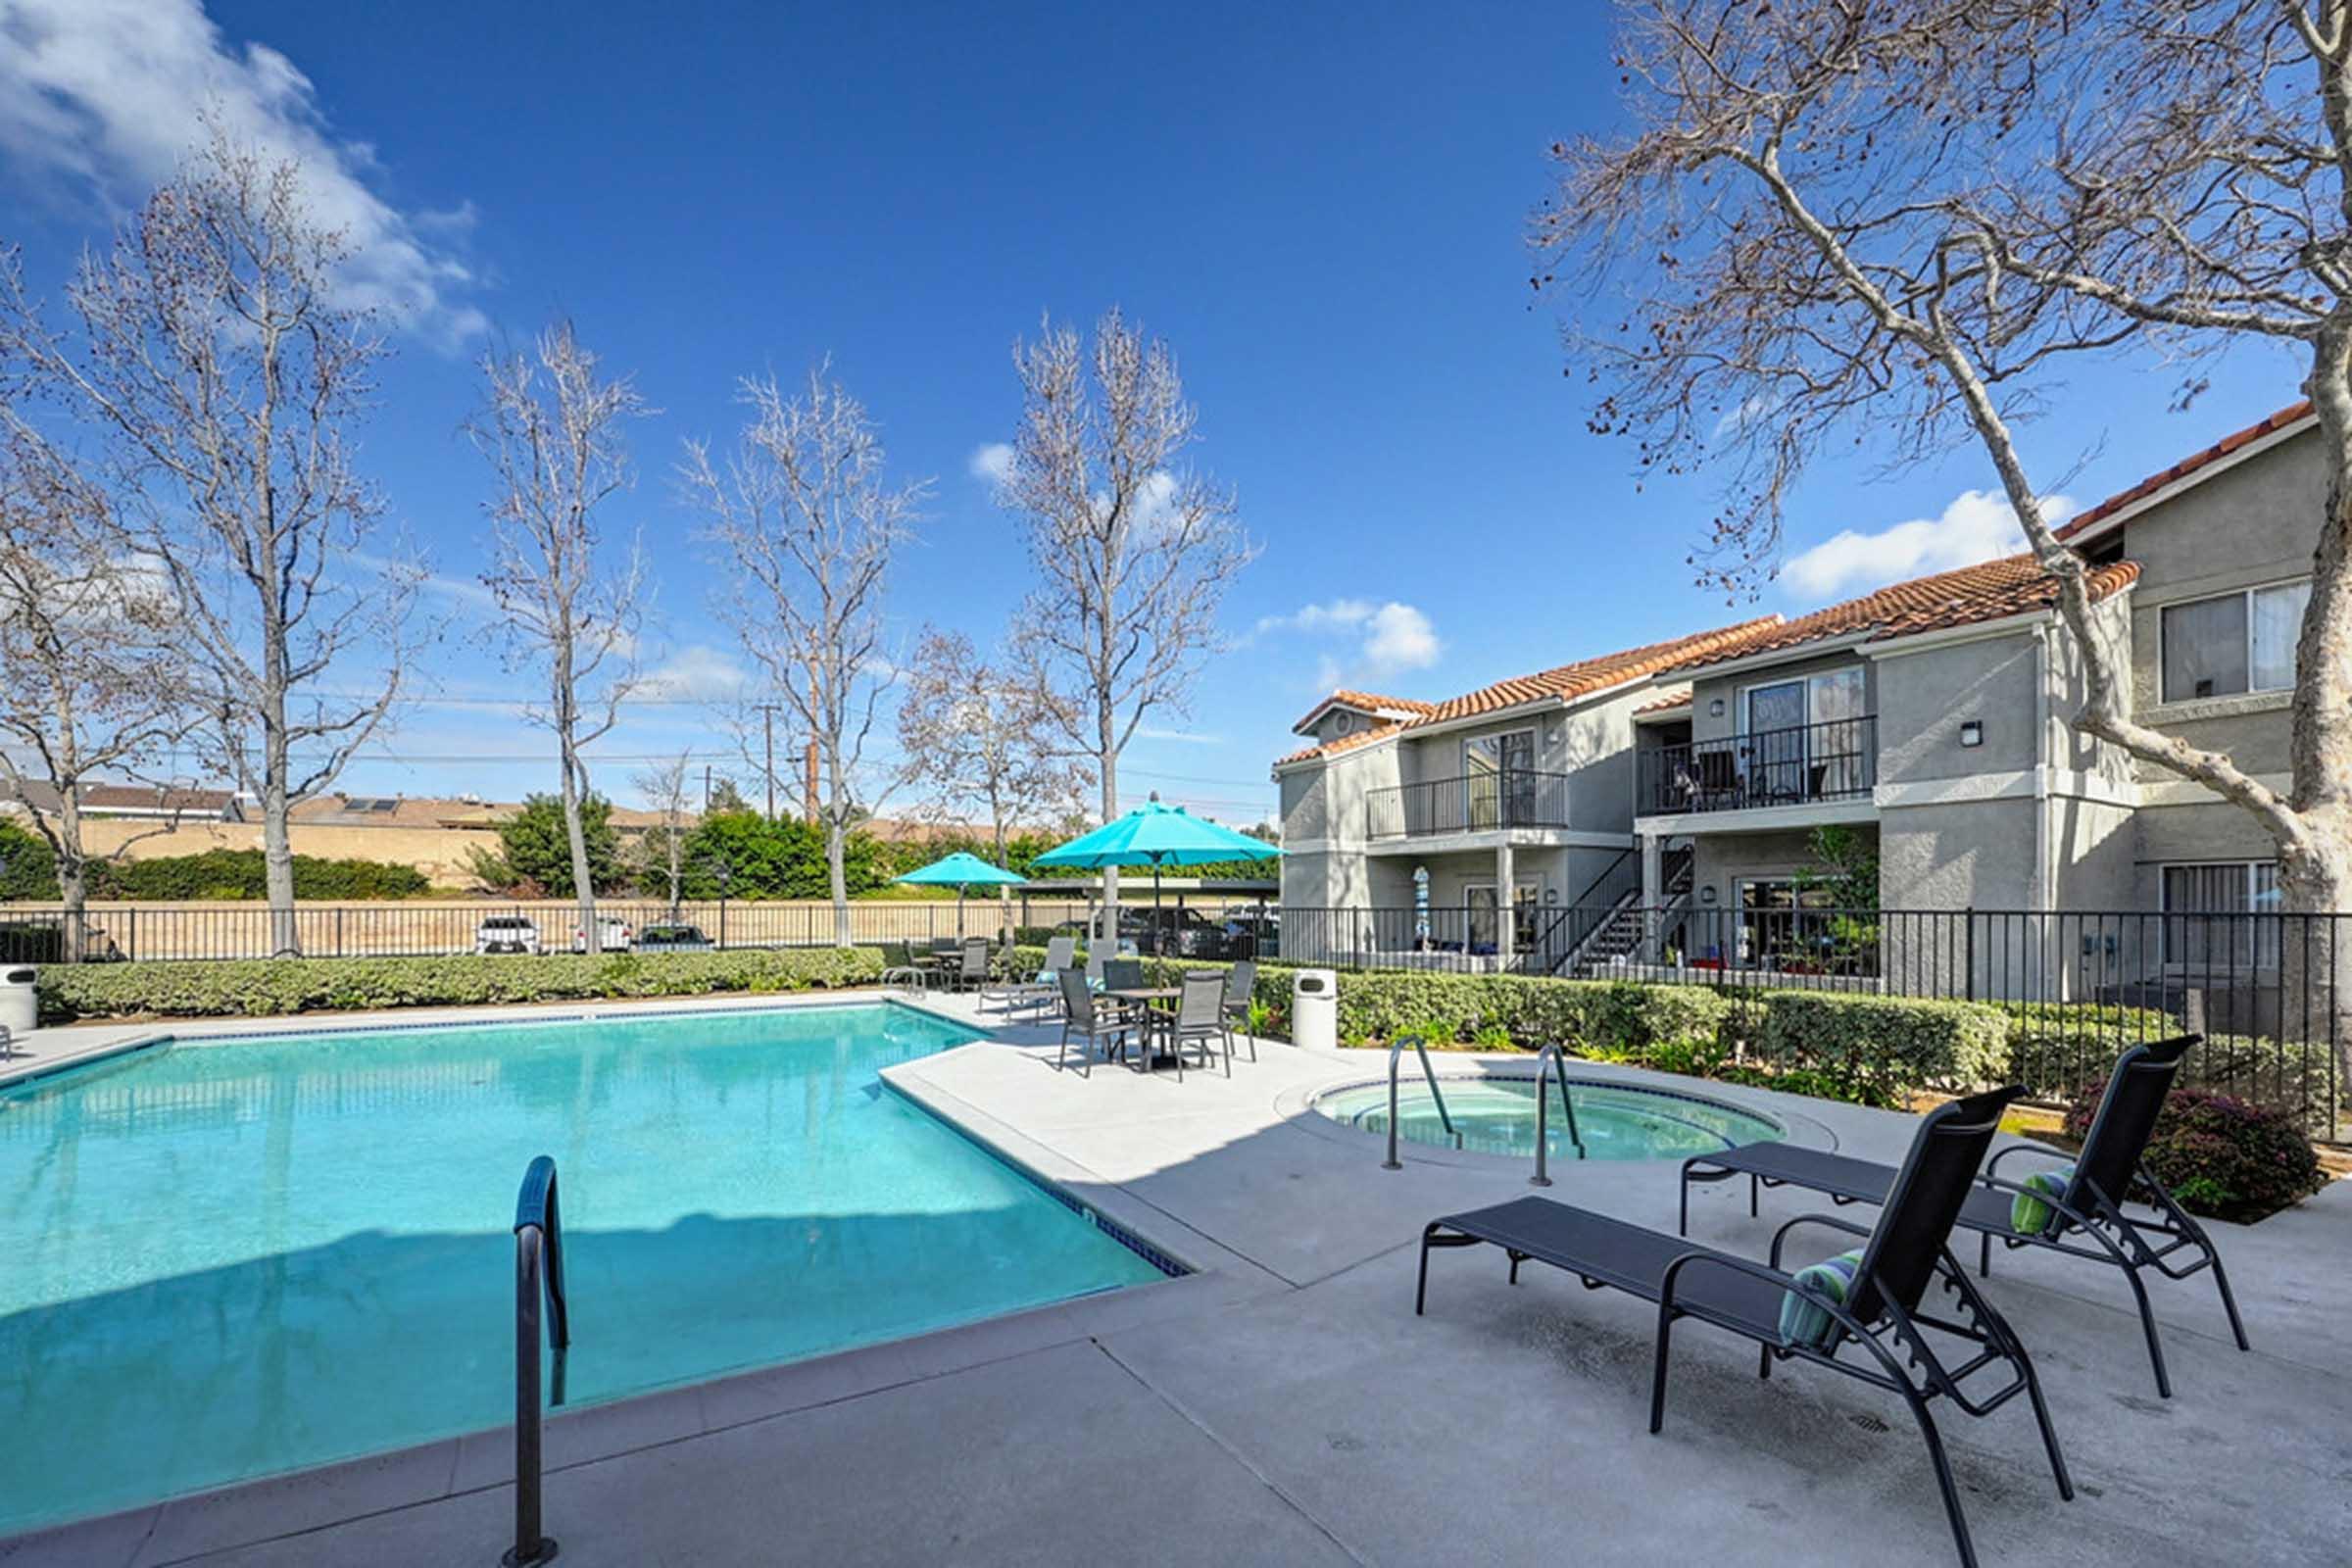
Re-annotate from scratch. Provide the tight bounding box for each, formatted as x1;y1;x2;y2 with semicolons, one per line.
1462;728;1537;828
2160;580;2310;702
2160;861;2281;970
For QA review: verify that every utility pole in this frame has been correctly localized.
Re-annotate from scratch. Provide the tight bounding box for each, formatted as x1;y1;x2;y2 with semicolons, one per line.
753;703;787;820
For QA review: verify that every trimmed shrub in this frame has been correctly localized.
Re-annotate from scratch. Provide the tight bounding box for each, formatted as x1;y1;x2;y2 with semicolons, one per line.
2061;1082;2326;1222
38;947;886;1022
1745;991;2009;1101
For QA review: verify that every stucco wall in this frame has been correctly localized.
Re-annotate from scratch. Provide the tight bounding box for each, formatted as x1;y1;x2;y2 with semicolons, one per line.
1879;800;2038;911
1872;630;2039;783
2116;429;2315;783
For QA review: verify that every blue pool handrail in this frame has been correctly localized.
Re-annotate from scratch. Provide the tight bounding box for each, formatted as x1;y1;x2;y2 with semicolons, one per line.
1529;1044;1587;1185
507;1154;568;1567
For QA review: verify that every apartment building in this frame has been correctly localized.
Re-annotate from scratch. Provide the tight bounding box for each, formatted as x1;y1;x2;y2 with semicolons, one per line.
1273;401;2322;978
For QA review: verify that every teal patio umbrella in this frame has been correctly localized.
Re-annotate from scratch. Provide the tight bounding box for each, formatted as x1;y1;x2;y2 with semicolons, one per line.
1032;794;1280;942
893;850;1028;938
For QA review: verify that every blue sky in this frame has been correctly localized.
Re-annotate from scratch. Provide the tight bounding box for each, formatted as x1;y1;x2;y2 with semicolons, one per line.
0;1;2302;824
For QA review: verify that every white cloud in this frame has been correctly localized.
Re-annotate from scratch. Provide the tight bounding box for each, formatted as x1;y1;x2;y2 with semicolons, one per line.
1257;596;1443;687
1781;489;2078;600
0;0;486;344
968;443;1014;486
637;644;750;702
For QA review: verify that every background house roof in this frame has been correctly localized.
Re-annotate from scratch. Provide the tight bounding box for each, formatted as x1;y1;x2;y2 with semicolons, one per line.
1274;616;1778;767
1666;554;2141;672
1634;688;1691;715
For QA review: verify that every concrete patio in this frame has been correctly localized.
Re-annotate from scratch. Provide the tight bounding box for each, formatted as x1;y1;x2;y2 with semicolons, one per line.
3;987;2346;1566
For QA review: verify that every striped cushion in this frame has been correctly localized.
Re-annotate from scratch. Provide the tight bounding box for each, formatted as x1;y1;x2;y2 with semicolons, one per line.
1777;1249;1864;1351
2010;1163;2077;1236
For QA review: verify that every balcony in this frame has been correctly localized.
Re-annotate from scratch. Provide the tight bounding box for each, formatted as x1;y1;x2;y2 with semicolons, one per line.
1638;715;1877;818
1366;769;1572;841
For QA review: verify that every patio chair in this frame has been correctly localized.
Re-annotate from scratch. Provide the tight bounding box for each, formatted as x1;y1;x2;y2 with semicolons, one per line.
878;941;929;993
1166;969;1234;1079
1054;967;1132;1078
980;935;1074;1017
1418;1087;2069;1568
1220;960;1259;1063
1678;1035;2244;1398
948;937;991;994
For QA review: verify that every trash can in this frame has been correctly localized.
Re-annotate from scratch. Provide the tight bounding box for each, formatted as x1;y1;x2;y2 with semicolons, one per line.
0;966;35;1035
1293;968;1337;1052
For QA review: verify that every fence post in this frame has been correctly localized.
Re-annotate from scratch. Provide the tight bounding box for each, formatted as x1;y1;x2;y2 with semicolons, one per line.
335;906;346;958
718;898;728;951
127;906;137;962
1964;907;1977;1003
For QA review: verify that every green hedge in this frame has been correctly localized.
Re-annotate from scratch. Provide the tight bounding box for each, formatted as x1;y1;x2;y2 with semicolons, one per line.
1746;991;2010;1100
38;947;886;1022
92;849;433;901
1002;945;1727;1054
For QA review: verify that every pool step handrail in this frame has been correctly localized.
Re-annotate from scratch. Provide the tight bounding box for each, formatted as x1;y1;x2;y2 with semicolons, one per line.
1529;1044;1587;1185
1381;1035;1461;1169
507;1154;569;1567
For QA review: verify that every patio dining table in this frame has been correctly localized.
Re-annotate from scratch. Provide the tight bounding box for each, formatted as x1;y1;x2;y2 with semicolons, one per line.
1102;985;1182;1071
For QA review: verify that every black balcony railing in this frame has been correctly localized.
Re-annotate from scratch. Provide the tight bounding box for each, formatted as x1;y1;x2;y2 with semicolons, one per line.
1365;768;1574;840
1638;715;1877;816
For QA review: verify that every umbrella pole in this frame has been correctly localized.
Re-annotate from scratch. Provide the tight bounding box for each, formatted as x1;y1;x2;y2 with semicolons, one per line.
957;886;965;940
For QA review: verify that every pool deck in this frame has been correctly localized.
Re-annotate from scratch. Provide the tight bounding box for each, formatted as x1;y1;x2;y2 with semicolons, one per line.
4;987;2349;1566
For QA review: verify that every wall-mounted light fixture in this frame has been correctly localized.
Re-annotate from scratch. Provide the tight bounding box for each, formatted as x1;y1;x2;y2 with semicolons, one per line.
1958;719;1984;749
1698;885;1717;904
1544;887;1559;904
1708;698;1726;717
1545;725;1564;748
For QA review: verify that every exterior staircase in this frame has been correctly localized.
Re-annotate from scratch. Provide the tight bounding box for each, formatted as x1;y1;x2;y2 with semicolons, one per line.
1566;846;1691;974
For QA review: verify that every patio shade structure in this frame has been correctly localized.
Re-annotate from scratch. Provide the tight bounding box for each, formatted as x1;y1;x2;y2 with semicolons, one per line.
892;851;1028;938
1031;795;1281;939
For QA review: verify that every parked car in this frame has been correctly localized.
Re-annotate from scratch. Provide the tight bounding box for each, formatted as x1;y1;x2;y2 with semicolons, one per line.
1116;905;1226;957
635;923;712;953
474;913;541;956
572;916;634;954
1220;909;1279;958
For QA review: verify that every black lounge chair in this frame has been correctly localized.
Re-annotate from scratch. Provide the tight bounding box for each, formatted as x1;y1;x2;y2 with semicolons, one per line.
1678;1036;2245;1398
1419;1087;2068;1568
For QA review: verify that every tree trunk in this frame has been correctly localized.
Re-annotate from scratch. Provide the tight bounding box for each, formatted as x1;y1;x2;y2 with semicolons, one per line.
561;749;597;952
992;805;1013;949
826;817;851;947
262;701;299;957
56;794;85;965
1097;697;1119;948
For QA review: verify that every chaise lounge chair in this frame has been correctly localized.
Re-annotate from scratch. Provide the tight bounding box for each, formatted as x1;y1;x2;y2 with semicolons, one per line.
981;935;1074;1018
1677;1035;2245;1397
1418;1087;2069;1568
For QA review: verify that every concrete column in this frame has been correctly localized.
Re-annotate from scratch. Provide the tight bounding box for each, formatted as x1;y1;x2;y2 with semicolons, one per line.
1495;841;1516;969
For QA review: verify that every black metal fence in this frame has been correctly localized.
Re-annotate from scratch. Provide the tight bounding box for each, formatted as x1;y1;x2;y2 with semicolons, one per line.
0;895;1276;965
1263;902;2346;1136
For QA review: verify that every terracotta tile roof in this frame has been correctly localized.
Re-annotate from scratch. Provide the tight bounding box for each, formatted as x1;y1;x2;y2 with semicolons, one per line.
1634;688;1691;716
1273;617;1779;768
2059;400;2314;543
1290;688;1440;734
1668;554;2141;672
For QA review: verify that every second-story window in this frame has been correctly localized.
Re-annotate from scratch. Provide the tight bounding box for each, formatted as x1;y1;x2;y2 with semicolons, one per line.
2160;579;2309;702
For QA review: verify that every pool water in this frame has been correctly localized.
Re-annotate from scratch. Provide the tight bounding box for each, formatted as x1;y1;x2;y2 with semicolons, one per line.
0;1004;1168;1533
1313;1076;1780;1160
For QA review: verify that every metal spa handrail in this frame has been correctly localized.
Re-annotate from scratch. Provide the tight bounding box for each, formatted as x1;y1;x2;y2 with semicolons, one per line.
506;1154;570;1568
1529;1044;1587;1185
1382;1035;1461;1169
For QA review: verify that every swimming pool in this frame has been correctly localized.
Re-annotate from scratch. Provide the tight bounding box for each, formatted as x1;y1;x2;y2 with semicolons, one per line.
1311;1075;1780;1160
0;1003;1171;1533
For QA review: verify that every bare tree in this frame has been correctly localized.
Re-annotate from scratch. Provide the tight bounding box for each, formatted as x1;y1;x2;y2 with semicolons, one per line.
1545;3;2352;945
999;310;1253;936
0;132;420;956
0;426;202;955
898;626;1093;941
630;750;696;917
682;368;926;945
468;321;649;948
